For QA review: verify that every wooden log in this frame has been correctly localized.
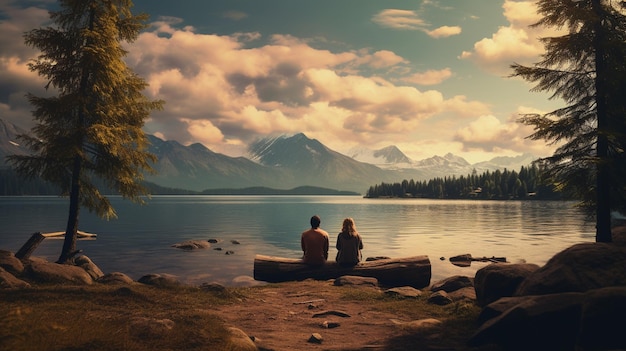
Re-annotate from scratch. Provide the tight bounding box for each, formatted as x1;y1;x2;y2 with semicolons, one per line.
15;232;45;260
253;254;431;289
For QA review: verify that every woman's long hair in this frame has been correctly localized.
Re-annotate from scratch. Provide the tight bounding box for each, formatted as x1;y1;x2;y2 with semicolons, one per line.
341;218;358;238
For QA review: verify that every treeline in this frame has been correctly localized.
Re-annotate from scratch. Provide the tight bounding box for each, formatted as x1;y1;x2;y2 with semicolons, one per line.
365;164;565;200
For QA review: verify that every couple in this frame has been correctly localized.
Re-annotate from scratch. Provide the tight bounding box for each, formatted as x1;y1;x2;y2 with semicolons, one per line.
301;215;363;266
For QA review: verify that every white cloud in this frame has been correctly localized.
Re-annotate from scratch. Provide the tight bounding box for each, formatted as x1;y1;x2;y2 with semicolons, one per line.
427;25;462;38
372;9;427;30
402;68;453;86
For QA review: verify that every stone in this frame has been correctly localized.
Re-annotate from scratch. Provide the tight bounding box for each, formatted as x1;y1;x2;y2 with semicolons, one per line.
0;250;24;276
391;318;442;331
469;292;585;350
430;275;473;293
577;287;626;351
74;255;104;280
171;240;211;250
384;286;422;298
97;272;135;285
25;260;93;285
138;273;181;287
224;327;258;351
0;267;30;289
474;263;539;306
308;333;323;344
320;320;340;328
448;286;476;302
427;290;452;305
515;242;626;296
200;282;227;293
333;275;378;287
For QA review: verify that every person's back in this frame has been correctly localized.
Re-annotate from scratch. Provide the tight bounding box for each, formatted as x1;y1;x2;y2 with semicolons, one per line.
301;215;329;265
335;218;363;266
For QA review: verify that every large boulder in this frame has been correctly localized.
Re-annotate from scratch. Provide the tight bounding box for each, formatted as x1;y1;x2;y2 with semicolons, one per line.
470;287;626;351
138;273;181;287
74;255;104;280
25;260;93;285
430;275;473;293
0;267;31;289
474;263;539;306
0;250;24;276
515;242;626;296
97;272;135;285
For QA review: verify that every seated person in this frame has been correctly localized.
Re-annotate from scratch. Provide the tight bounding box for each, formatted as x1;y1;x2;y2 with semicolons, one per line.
301;215;329;265
335;217;363;266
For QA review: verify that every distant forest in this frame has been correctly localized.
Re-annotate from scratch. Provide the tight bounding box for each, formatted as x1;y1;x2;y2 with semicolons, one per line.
365;164;566;200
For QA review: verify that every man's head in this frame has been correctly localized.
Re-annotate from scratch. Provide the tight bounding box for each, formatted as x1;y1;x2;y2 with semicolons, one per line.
310;215;321;229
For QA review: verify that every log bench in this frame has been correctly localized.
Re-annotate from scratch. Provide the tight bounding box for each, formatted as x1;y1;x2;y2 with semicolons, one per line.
253;254;432;288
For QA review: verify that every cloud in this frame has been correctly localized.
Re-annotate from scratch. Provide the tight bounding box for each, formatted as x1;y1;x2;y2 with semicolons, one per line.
402;68;453;86
372;9;427;30
460;0;562;74
427;25;462;38
453;107;555;156
223;11;248;21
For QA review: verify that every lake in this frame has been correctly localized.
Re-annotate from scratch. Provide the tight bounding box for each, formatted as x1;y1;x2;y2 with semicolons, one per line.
0;196;596;286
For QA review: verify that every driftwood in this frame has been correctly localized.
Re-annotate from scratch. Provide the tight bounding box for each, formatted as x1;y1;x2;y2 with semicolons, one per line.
15;232;45;260
253;254;431;288
449;254;507;267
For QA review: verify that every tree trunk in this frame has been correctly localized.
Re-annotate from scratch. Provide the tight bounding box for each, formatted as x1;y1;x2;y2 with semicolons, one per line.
592;0;612;243
58;155;82;263
253;255;432;288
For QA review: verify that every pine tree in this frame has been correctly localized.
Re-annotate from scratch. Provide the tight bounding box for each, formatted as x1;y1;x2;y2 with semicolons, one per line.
8;0;163;262
511;0;626;242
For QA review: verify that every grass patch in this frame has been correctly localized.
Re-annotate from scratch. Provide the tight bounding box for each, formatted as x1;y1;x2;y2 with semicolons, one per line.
0;284;233;351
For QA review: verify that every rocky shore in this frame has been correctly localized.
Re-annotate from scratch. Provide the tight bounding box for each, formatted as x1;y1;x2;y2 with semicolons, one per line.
1;227;625;350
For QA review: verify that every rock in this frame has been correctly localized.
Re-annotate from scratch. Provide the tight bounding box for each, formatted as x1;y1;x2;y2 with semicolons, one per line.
384;286;422;298
476;296;526;324
474;263;539;306
171;240;211;250
230;240;241;245
138;273;181;287
208;239;221;243
427;290;453;305
25;260;93;285
320;320;340;328
334;275;378;287
577;287;626;351
448;286;476;302
308;333;323;344
391;318;442;331
430;275;473;293
74;255;104;280
515;242;626;296
224;327;258;351
0;267;30;289
200;282;227;293
130;317;175;339
0;250;24;276
470;292;585;350
225;250;235;255
97;272;135;285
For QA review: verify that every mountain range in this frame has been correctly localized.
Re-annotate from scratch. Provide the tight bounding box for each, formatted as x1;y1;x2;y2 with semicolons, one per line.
0;118;537;194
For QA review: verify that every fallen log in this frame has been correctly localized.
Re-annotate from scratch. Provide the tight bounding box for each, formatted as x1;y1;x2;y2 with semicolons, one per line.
253;254;431;288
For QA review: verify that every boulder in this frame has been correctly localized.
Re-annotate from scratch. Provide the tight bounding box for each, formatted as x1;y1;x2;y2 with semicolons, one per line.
0;267;31;289
448;286;476;302
138;273;181;287
74;255;104;280
224;327;258;350
384;286;422;298
427;290;453;305
515;242;626;296
97;272;135;285
334;275;379;287
0;250;24;276
577;287;626;351
430;275;473;293
171;240;211;250
469;292;585;351
474;263;539;306
25;260;93;285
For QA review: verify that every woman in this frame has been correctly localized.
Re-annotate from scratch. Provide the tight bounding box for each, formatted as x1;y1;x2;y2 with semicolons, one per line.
335;217;364;266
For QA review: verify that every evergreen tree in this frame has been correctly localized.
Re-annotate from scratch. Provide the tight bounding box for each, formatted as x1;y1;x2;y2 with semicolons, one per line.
511;0;626;242
8;0;163;262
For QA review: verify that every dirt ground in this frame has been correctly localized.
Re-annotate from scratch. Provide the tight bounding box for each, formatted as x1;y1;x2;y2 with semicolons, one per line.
214;279;474;351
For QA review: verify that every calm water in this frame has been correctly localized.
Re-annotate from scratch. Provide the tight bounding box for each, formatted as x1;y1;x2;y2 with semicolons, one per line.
0;196;595;286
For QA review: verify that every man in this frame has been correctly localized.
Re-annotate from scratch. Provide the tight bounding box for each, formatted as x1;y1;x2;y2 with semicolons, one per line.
300;215;329;265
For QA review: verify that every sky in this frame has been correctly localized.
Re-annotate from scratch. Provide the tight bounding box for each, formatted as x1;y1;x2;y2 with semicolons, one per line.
0;0;567;163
